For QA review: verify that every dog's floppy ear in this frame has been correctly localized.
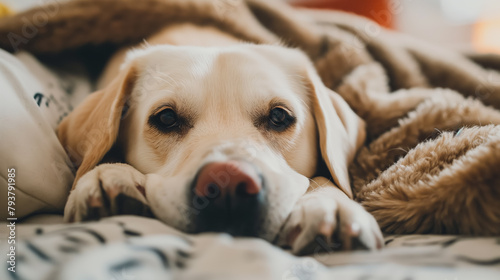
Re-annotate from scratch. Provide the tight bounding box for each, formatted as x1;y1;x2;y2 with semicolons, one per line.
305;66;366;198
57;63;137;189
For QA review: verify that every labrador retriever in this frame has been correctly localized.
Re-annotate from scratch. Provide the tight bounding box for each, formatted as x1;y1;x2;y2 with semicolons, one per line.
58;23;383;254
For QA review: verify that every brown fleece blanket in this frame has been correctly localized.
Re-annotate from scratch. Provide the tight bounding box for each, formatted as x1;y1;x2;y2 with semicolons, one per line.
1;0;499;236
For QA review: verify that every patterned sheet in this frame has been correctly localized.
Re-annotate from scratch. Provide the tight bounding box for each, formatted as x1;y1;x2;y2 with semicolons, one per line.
1;215;499;280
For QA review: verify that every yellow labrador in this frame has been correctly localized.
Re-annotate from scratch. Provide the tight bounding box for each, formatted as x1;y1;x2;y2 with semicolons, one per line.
58;23;383;254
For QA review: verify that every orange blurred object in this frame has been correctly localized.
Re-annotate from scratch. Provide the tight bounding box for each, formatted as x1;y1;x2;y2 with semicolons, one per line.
291;0;393;28
473;19;500;54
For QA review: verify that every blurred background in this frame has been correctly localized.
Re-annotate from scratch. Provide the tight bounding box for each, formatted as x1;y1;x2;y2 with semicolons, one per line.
2;0;500;53
290;0;500;53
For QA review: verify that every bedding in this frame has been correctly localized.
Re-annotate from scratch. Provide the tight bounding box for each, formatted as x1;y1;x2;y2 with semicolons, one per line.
1;0;500;279
1;215;500;279
0;49;91;219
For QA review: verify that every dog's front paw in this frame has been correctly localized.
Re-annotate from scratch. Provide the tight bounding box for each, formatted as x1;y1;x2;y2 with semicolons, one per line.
64;163;153;222
278;187;383;255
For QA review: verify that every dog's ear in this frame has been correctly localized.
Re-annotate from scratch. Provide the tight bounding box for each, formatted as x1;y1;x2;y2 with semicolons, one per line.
57;63;137;189
305;65;366;198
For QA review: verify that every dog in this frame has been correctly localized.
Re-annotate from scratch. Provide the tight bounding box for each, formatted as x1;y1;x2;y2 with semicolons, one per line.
58;23;383;254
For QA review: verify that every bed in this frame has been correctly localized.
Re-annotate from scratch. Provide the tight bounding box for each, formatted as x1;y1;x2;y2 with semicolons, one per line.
1;1;500;279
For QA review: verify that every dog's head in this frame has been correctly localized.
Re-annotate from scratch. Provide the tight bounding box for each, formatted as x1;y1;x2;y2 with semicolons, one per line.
58;44;365;241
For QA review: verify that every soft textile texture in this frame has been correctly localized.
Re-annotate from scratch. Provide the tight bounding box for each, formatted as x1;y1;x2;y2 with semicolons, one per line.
1;0;500;234
0;49;87;219
1;215;499;280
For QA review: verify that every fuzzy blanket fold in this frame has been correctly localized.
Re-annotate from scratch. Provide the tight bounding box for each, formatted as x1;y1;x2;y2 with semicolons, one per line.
1;0;499;235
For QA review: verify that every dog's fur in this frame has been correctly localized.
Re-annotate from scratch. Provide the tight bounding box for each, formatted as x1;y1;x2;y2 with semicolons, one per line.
57;23;383;254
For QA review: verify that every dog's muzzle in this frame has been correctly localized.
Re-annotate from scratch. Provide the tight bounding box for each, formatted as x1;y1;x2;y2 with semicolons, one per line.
189;160;266;236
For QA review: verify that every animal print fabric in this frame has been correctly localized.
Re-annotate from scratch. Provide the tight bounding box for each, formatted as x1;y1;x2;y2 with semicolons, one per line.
1;216;499;280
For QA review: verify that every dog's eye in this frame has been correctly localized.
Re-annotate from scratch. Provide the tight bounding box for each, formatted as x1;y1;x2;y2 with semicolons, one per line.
159;109;178;128
150;108;180;132
269;107;294;131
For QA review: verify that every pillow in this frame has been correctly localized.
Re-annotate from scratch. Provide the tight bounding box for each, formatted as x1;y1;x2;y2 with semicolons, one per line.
0;49;90;219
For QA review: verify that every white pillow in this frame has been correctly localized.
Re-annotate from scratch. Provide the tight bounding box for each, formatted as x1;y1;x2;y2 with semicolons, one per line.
0;49;89;219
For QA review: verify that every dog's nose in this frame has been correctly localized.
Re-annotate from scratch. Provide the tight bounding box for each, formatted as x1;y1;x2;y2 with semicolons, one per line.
191;160;266;236
194;160;261;198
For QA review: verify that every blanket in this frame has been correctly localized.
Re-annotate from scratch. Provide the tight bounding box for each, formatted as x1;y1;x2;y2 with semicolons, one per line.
1;215;500;280
1;0;499;238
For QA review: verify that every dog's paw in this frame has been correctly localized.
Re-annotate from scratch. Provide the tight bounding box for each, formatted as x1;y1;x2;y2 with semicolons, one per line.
64;163;153;222
277;188;383;255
